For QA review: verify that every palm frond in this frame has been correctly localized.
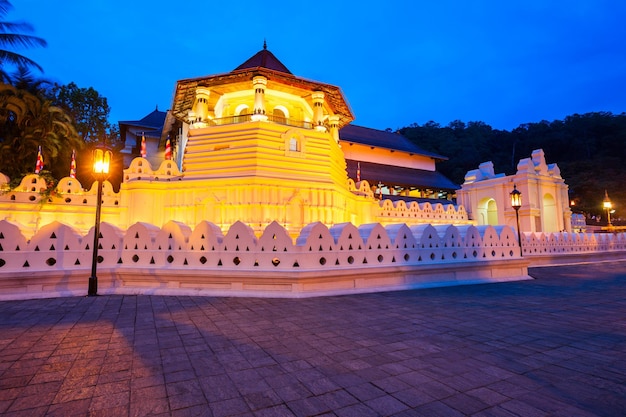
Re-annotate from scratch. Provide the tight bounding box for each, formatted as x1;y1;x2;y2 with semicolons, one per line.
0;32;47;48
0;50;43;72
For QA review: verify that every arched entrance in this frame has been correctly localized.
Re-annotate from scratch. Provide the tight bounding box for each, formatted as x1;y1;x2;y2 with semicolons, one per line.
543;193;558;232
477;197;499;226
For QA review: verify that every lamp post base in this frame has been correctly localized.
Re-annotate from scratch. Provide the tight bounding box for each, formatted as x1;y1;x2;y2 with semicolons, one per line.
87;276;98;296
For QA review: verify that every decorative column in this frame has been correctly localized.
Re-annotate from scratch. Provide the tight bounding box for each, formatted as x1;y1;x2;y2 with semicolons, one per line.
251;75;268;121
328;115;340;142
312;91;326;132
192;88;210;127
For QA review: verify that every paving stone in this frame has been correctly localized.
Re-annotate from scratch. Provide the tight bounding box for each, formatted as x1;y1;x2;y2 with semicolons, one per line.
442;392;491;415
499;399;550;417
209;397;250;417
252;404;295;417
364;394;409;415
273;381;313;403
46;398;91;416
392;387;436;408
286;395;331;416
470;405;520;417
346;382;386;402
2;405;49;417
7;391;56;412
130;395;169;416
335;403;380;417
242;389;283;411
89;391;130;411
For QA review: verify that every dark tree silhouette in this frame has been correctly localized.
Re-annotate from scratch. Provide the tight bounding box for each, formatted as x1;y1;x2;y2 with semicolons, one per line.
0;0;47;81
400;112;626;221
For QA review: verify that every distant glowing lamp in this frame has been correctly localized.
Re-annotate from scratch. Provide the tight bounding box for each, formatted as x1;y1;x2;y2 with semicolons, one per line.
510;184;523;257
603;190;613;227
88;147;113;296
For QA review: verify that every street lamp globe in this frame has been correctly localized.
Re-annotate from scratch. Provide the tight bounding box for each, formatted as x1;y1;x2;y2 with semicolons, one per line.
93;148;112;176
510;185;522;210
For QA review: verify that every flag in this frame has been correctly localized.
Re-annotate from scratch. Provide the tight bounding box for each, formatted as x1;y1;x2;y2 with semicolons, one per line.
164;136;172;160
35;146;44;174
69;149;77;178
140;133;147;158
356;162;361;182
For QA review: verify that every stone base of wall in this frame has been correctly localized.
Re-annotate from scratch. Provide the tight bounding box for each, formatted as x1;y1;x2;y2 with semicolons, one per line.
0;260;530;301
525;251;626;267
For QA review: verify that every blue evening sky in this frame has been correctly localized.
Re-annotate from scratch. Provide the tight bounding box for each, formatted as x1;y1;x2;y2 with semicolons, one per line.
10;0;626;131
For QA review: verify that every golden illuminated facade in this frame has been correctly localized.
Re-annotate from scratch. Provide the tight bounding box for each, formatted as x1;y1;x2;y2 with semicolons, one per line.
0;45;469;239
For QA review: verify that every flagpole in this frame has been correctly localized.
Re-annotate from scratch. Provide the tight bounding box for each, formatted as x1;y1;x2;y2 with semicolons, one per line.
70;149;77;178
35;146;44;174
141;132;147;159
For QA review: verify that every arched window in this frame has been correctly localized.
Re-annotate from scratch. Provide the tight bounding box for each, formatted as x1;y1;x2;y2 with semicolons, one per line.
273;108;286;124
283;128;305;157
234;105;249;123
289;137;299;152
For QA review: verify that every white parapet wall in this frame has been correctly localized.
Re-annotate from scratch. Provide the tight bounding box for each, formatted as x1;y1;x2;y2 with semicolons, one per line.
521;231;626;265
0;220;529;300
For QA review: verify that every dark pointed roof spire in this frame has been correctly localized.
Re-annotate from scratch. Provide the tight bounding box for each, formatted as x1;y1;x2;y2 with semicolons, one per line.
233;42;292;74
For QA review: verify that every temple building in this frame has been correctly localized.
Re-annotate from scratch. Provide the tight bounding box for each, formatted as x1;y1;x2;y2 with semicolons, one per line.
457;149;572;233
122;44;458;200
97;45;468;236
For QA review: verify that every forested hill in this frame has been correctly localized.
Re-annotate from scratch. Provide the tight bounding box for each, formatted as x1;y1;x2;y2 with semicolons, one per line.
399;111;626;218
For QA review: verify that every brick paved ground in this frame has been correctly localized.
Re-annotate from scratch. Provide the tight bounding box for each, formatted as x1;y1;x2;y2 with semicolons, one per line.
1;261;625;417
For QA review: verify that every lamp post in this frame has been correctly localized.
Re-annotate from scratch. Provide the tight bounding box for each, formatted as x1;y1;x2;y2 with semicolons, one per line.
88;147;112;296
603;190;612;228
510;184;523;257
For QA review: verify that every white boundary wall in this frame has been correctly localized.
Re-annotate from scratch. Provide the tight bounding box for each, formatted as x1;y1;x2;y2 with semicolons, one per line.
2;219;624;300
0;220;527;300
521;231;626;266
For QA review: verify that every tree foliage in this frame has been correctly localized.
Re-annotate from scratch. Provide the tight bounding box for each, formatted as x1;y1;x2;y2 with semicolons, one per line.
0;0;47;81
0;82;82;180
49;82;112;143
399;112;626;220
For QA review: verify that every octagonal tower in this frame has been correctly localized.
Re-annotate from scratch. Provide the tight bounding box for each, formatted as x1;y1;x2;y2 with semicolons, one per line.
122;44;369;235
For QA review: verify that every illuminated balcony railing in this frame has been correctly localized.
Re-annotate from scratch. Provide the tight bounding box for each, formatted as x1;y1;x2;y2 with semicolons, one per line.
266;114;314;129
207;114;314;129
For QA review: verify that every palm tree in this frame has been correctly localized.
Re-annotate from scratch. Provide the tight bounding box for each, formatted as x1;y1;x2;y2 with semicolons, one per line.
0;83;82;180
8;65;51;95
0;0;47;82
